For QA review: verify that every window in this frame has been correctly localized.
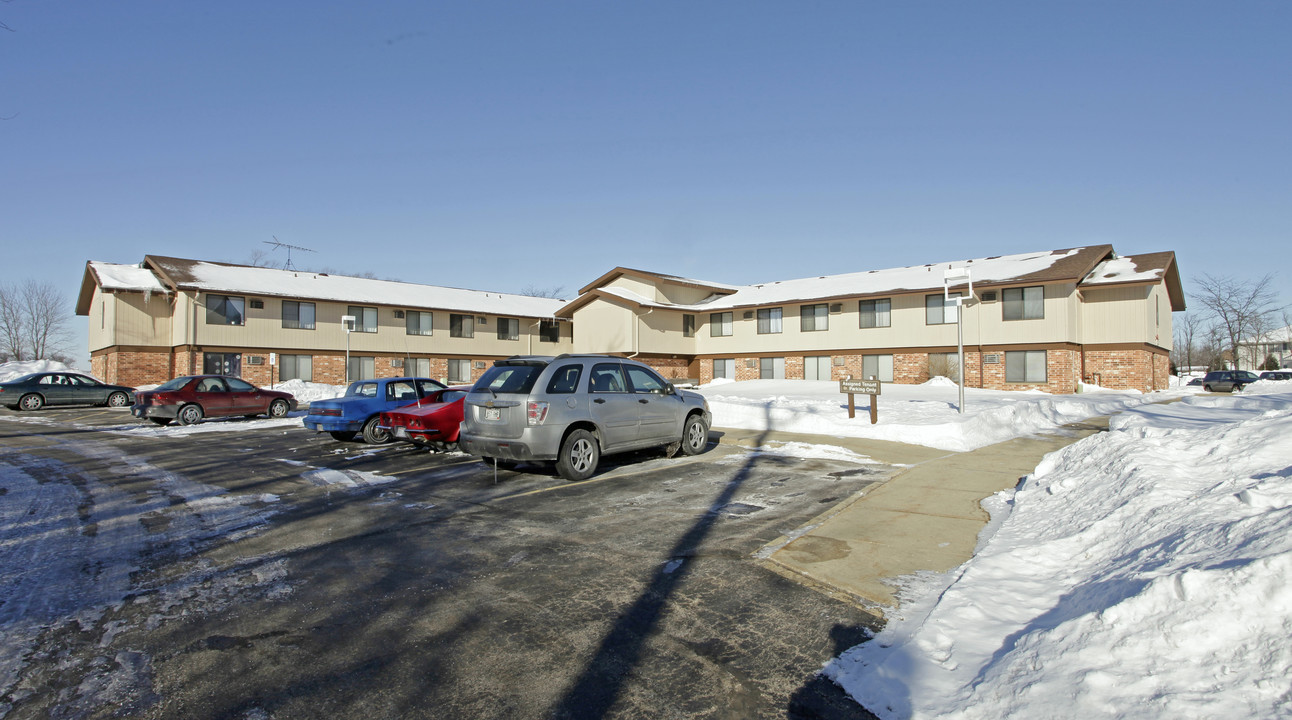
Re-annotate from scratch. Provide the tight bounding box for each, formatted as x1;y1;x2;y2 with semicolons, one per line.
405;357;430;377
626;366;667;393
497;317;520;341
926;293;961;325
1005;350;1047;383
546;365;583;394
860;299;891;329
205;294;245;326
282;301;316;330
279;354;313;382
757;308;783;334
759;357;785;380
682;314;696;338
862;354;894;383
385;380;420;402
447;358;472;383
589;363;627;393
450;314;474;338
712;358;735;379
203;352;241;376
800;304;828;332
406;311;433;336
347;355;374;382
539;320;561;343
804;356;831;381
710;312;733;337
347;306;377;333
1003;286;1045;321
928;352;960;382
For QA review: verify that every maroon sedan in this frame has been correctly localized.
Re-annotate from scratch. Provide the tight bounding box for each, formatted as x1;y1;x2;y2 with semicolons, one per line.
377;387;469;451
131;375;298;426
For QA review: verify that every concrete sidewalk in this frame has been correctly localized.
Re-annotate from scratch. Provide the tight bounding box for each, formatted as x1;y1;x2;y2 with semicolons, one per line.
715;420;1108;615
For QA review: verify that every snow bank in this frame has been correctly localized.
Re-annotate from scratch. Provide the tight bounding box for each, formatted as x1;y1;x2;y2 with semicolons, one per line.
0;359;74;383
697;380;1175;451
825;390;1292;719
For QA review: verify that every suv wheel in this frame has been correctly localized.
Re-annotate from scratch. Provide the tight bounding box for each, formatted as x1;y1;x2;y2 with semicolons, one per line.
1231;384;1243;393
679;414;707;456
556;429;599;481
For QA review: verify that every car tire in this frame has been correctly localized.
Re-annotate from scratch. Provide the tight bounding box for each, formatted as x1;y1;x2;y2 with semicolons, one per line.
679;414;708;456
177;404;204;425
149;418;171;426
556;429;599;481
268;399;290;418
106;392;130;408
362;416;390;444
1203;385;1213;392
329;431;357;442
18;394;44;411
1231;384;1243;393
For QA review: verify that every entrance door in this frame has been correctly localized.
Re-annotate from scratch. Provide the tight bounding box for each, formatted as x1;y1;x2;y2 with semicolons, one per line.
203;353;241;377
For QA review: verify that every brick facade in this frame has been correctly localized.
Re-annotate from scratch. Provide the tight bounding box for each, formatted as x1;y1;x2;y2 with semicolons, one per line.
1082;347;1170;393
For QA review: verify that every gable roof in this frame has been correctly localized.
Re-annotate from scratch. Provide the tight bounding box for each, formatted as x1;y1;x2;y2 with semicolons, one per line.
559;245;1119;317
76;261;172;315
577;267;741;296
1081;251;1186;310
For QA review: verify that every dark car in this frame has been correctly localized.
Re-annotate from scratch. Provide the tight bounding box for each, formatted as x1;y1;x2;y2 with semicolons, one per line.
302;377;445;443
1201;370;1262;393
1258;371;1292;382
131;375;297;426
377;387;470;451
0;372;135;411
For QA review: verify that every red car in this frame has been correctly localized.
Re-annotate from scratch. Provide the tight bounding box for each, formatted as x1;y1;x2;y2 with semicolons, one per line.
131;375;298;426
378;387;469;451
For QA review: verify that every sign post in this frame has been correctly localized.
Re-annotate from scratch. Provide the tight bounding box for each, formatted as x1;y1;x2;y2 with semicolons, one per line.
840;377;881;424
943;267;973;414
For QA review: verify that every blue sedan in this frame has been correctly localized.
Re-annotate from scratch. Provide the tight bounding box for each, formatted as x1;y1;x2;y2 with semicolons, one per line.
303;377;446;443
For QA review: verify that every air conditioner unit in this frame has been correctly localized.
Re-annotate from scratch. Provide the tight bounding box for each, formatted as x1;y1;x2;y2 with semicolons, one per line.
745;359;757;368
473;361;486;369
984;353;1001;364
249;299;264;309
743;311;754;320
391;357;404;368
247;356;264;365
476;316;487;325
833;356;846;366
829;303;843;313
980;291;998;302
393;310;405;319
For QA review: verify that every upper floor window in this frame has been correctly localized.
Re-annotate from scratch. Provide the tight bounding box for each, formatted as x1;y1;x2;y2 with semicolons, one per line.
682;314;696;338
800;304;828;332
205;294;245;326
539;320;561;343
860;298;891;329
282;301;315;330
1003;286;1045;321
757;308;783;334
710;312;733;337
406;311;433;336
925;293;961;325
497;317;520;341
450;313;474;338
346;306;378;333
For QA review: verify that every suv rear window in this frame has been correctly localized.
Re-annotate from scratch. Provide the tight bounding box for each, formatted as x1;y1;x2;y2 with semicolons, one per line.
475;363;545;394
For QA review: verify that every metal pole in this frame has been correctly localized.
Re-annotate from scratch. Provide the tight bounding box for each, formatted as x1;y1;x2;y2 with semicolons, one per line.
957;307;965;414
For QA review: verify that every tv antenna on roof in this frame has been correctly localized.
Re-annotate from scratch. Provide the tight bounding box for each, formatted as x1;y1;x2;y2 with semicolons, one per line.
263;237;316;271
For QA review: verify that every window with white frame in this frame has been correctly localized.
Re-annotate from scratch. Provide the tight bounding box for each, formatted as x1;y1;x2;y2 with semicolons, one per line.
759;357;785;379
757;308;783;334
279;354;313;382
406;311;433;336
539;320;561;343
859;298;891;328
925;293;962;325
346;306;378;333
497;317;519;341
804;355;831;381
1002;286;1045;321
447;358;472;383
712;358;735;379
800;304;828;332
862;354;894;383
406;357;430;377
710;312;733;337
347;355;374;382
205;294;245;326
450;314;474;338
282;301;315;330
1005;350;1047;383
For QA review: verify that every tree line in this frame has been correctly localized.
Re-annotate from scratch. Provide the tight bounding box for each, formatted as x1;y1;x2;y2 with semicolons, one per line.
0;280;75;366
1175;273;1289;373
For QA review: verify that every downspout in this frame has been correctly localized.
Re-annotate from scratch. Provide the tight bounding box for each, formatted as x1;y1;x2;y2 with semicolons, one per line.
628;308;653;358
191;292;199;375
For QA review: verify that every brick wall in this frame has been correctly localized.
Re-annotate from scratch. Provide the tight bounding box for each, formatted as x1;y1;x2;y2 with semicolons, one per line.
1083;348;1168;393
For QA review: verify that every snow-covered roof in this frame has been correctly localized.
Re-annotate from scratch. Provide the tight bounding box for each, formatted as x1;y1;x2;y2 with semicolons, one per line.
561;245;1121;316
1244;324;1292;344
87;261;169;293
143;256;566;319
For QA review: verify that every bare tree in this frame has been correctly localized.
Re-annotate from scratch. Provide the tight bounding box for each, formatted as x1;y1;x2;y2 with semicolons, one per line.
0;282;25;360
520;285;567;300
0;280;73;362
1191;274;1280;371
1172;312;1204;374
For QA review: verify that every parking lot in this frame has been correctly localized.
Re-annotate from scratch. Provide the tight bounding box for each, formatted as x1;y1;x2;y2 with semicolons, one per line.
0;406;892;719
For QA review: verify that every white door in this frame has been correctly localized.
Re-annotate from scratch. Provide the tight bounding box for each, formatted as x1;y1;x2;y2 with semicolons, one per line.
804;356;831;381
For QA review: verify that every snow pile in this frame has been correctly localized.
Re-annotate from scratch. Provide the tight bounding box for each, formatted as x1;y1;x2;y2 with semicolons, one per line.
697;380;1175;451
268;378;345;404
1240;378;1292;395
825;390;1292;719
0;359;74;382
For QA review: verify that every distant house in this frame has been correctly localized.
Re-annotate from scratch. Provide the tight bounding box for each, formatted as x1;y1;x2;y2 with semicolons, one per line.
77;245;1184;393
75;256;571;387
1238;325;1292;370
558;245;1184;393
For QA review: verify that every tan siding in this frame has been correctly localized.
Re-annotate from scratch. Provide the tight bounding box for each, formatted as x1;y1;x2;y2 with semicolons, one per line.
605;276;657;300
112;291;172;348
571;302;636;354
636;310;701;355
656;283;716;306
1080;285;1156;345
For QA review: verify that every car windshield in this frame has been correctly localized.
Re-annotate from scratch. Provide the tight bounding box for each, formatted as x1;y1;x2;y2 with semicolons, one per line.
155;377;192;392
474;364;544;394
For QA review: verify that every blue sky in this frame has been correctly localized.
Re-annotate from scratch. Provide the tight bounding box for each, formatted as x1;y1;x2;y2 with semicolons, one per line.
3;1;1289;363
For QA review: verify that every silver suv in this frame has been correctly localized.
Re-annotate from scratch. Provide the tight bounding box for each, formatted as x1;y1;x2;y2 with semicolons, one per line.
458;355;712;481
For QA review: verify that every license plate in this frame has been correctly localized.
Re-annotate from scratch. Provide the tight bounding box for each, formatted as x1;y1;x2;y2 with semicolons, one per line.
394;427;407;438
483;407;502;421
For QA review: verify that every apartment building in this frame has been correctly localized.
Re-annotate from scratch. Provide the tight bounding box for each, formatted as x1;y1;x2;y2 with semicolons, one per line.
557;245;1184;393
76;256;572;387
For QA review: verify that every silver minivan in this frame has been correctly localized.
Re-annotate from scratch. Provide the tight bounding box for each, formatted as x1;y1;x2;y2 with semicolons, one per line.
458;355;712;480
